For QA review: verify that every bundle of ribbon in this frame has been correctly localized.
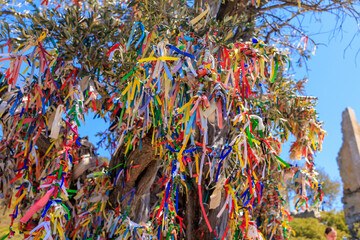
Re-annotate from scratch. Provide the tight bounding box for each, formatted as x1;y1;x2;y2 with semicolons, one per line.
0;6;325;240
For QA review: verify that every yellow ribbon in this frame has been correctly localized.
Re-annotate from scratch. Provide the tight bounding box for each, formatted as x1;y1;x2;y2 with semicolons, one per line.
138;56;179;63
11;190;26;209
37;31;47;43
45;140;56;156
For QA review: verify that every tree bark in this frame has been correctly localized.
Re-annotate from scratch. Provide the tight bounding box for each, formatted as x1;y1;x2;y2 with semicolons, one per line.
108;135;160;222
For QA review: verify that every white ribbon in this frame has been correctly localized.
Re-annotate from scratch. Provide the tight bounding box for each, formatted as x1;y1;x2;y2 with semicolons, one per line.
49;104;64;139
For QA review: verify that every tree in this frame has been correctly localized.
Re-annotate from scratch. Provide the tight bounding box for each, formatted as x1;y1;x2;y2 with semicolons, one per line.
0;0;358;239
316;169;341;210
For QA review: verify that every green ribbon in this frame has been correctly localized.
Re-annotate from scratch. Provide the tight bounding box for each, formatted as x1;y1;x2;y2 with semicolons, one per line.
275;155;291;168
271;57;279;83
247;127;253;148
122;67;136;81
1;233;9;240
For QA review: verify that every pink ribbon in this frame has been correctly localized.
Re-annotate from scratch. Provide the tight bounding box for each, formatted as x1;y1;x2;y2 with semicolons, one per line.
190;95;210;116
20;187;55;223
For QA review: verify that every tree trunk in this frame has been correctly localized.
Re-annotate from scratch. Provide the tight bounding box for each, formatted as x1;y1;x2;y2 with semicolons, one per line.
107;114;231;239
109;135;160;223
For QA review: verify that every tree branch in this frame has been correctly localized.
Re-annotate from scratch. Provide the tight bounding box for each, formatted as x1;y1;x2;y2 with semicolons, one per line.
0;10;30;18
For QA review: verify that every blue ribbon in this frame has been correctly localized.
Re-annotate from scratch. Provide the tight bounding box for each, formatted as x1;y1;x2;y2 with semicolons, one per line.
126;22;145;50
0;72;5;84
166;144;179;153
163;61;173;81
9;93;23;116
167;45;195;59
